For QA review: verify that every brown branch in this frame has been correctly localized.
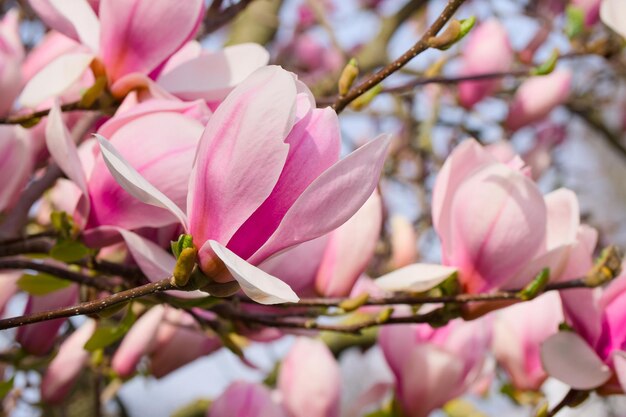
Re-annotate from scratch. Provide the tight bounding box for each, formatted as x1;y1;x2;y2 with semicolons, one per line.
198;0;258;37
0;278;176;330
0;101;84;125
546;389;587;417
332;0;468;113
0;236;54;257
0;257;116;292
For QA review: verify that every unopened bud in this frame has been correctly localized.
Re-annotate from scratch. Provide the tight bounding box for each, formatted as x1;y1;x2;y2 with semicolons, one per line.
428;17;475;51
350;84;382;110
338;58;359;96
519;268;549;301
171;234;195;259
530;49;559;76
339;293;369;312
172;247;197;287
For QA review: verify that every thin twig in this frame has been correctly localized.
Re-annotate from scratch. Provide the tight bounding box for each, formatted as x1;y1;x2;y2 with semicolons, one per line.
199;0;258;36
0;278;175;330
332;0;468;113
546;389;586;417
0;101;84;125
0;257;116;292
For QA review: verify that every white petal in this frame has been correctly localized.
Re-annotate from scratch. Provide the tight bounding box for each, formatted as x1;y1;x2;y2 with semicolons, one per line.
49;0;100;52
209;240;299;305
46;100;88;196
375;263;457;292
19;52;94;108
95;134;189;229
540;331;611;390
601;0;626;39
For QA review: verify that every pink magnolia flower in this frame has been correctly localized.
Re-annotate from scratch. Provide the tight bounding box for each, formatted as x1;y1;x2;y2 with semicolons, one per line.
601;0;626;38
41;320;96;404
0;9;24;116
16;285;79;355
379;318;491;417
506;70;572;131
277;338;341;417
209;381;287;417
95;66;391;304
389;215;418;269
493;291;563;391
21;0;204;105
542;262;626;393
458;20;513;108
112;306;220;378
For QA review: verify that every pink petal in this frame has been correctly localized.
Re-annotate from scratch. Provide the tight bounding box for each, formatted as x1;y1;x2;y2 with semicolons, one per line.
389;215;418;269
541;331;612;389
248;133;391;264
41;320;96;404
315;191;382;297
431;139;497;260
111;305;165;377
21;31;80;83
19;52;94;108
227;103;341;260
447;163;547;293
157;43;270;102
544;188;580;250
29;0;100;51
188;66;296;248
278;338;341;417
506;70;572;131
94;134;189;229
16;285;79;355
375;263;458;292
208;240;299;304
0;126;33;212
210;381;287;417
46;100;88;195
99;0;204;81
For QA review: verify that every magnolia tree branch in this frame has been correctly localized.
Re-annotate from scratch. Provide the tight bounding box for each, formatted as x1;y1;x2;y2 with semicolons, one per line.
0;100;89;125
0;278;176;330
332;0;468;113
199;0;258;37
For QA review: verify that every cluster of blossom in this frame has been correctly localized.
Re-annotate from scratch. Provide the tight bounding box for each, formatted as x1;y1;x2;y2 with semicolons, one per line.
0;0;625;416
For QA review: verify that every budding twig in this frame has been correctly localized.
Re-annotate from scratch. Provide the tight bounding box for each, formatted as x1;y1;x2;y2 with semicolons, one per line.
332;0;468;113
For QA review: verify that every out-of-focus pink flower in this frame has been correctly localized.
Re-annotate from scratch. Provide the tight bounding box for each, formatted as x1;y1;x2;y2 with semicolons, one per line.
41;320;96;404
278;338;341;417
0;126;32;213
458;20;513;108
379;318;491;417
209;381;287;417
95;66;391;304
493;292;563;391
0;10;24;116
601;0;626;38
506;70;572;131
22;0;205;106
0;271;20;315
16;285;79;355
389;215;417;269
432;139;547;293
112;306;220;378
315;191;382;297
542;262;626;393
573;0;602;27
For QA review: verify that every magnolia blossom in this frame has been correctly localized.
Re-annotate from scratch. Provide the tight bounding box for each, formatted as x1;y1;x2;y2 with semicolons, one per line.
41;320;96;403
542;263;626;393
379;318;491;417
209;381;287;417
506;70;572;131
0;126;32;213
112;306;220;378
92;65;390;304
493;292;563;391
572;0;602;27
278;338;341;417
458;20;513;108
